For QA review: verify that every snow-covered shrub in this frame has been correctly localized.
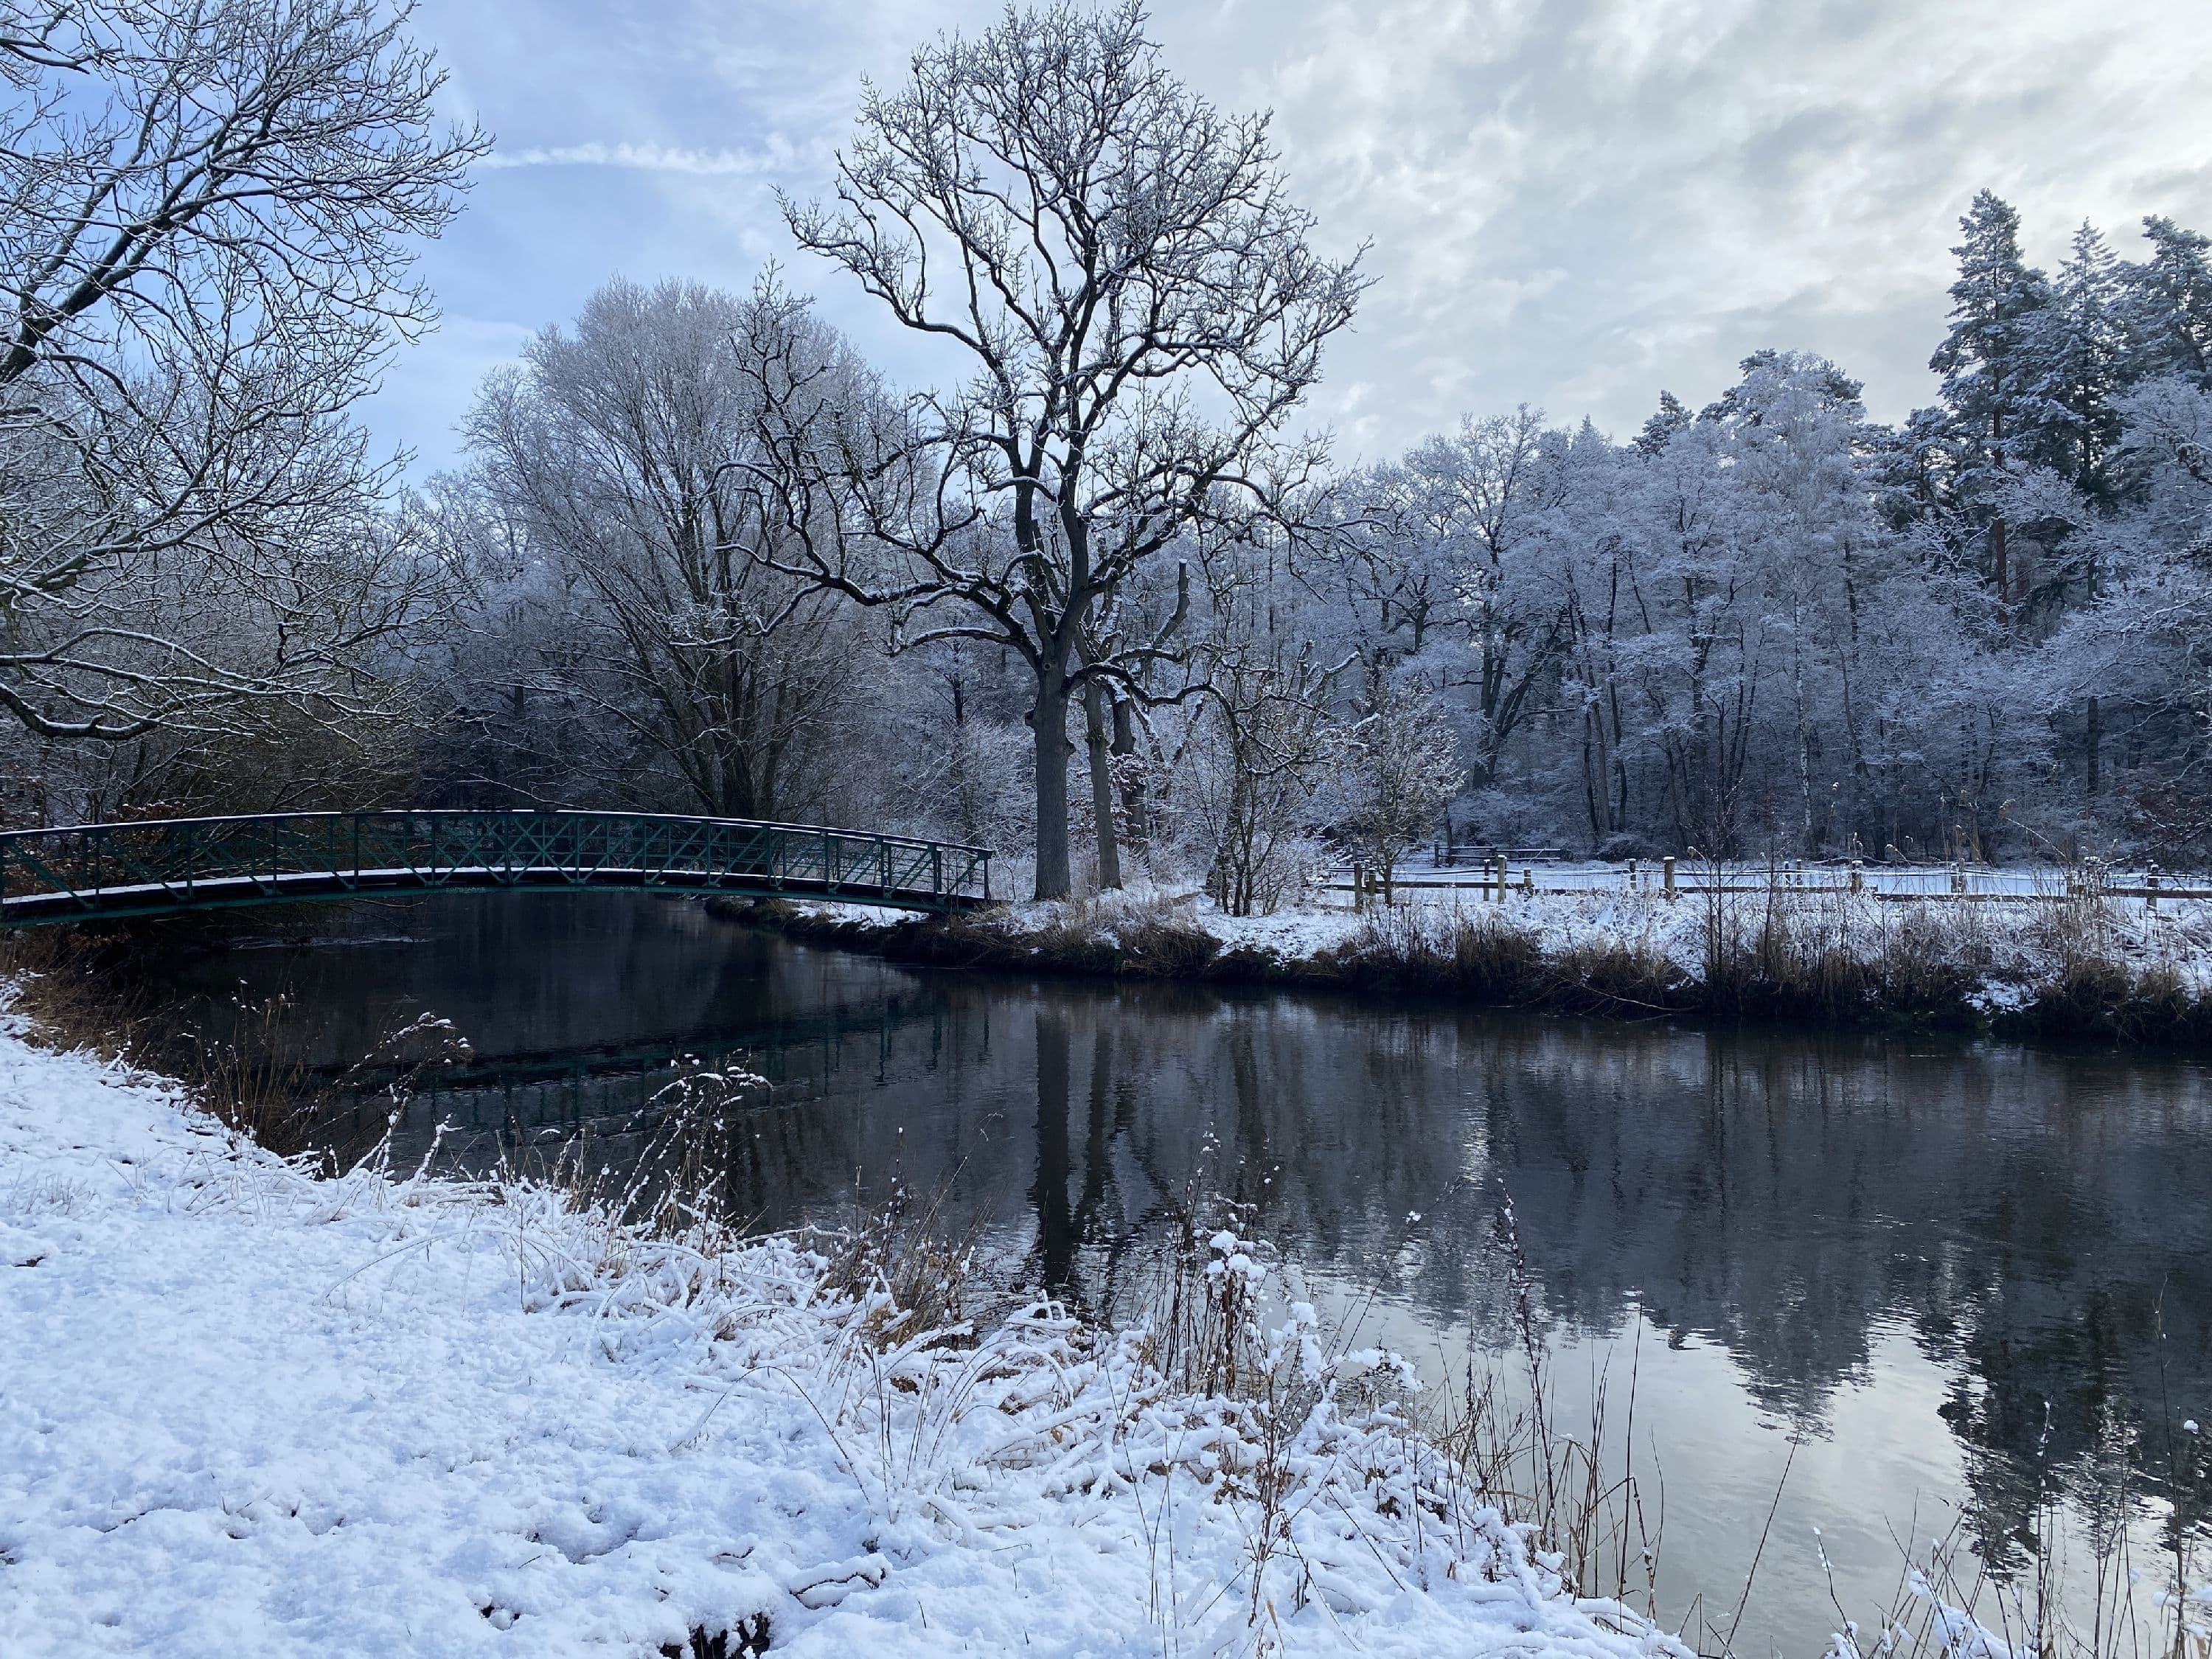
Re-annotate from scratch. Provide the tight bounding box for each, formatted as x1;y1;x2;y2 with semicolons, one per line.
1163;669;1340;917
1326;681;1463;891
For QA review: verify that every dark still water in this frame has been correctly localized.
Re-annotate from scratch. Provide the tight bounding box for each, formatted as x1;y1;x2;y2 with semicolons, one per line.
137;891;2212;1658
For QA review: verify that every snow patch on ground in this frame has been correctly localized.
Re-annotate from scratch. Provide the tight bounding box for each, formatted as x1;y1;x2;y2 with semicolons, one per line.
0;1020;1694;1658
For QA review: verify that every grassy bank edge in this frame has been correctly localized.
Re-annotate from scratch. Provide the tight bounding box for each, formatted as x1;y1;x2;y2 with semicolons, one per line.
712;891;2212;1049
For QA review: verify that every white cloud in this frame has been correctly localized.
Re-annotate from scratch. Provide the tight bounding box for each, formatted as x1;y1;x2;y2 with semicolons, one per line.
1153;0;2212;451
381;0;2212;474
479;142;790;176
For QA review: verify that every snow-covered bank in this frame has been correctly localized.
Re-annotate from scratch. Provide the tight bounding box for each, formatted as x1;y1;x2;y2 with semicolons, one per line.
754;877;2212;1043
0;1020;1694;1658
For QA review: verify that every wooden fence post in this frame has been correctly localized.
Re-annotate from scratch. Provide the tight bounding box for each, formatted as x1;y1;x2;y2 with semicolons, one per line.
1663;856;1676;902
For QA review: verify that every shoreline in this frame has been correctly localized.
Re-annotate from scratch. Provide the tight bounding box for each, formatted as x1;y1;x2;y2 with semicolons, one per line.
7;929;2198;1657
0;1002;1700;1658
713;883;2212;1049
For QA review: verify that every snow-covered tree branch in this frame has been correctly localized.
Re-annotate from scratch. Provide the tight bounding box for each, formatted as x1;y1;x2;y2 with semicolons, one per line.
0;0;481;762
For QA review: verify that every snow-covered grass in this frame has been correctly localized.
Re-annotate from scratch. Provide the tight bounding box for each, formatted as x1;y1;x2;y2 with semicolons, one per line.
770;873;2212;1040
0;1012;1711;1658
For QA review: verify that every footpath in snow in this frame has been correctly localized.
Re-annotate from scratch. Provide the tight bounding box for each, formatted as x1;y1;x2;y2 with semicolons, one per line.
0;1017;1697;1658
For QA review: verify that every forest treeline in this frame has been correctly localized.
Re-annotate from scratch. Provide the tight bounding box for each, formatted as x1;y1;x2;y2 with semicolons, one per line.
7;0;2212;907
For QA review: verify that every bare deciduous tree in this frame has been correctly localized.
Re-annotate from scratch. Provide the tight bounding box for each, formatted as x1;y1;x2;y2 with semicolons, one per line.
1178;641;1339;916
0;0;481;753
768;0;1365;898
1329;678;1461;894
461;279;874;820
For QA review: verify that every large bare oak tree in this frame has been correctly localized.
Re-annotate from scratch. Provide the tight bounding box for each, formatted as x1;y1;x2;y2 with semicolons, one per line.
773;0;1363;898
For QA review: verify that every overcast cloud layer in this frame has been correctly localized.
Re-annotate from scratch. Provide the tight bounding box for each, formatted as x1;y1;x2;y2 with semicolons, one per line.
376;0;2212;471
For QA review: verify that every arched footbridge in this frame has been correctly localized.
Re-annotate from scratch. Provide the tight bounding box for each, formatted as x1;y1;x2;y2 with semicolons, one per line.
0;810;994;928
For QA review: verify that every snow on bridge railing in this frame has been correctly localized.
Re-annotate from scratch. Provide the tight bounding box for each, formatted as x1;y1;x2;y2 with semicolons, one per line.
0;809;995;926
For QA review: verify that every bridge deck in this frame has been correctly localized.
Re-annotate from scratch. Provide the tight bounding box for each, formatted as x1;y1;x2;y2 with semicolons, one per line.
0;810;992;926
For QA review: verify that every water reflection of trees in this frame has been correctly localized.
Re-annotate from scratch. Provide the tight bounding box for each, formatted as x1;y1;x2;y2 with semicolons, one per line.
1448;1028;2212;1564
675;970;2211;1563
160;894;2212;1571
738;976;2212;1563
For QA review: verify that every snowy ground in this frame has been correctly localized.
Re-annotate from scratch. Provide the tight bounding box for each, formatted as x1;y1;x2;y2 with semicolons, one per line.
0;1016;1700;1658
1280;879;2212;997
812;866;2212;1002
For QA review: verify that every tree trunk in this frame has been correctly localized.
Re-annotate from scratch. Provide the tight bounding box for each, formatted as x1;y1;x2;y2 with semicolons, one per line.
1031;666;1075;900
1793;614;1812;855
1029;1010;1074;1289
1085;680;1121;891
1991;411;2010;605
1111;695;1147;846
2086;695;2101;797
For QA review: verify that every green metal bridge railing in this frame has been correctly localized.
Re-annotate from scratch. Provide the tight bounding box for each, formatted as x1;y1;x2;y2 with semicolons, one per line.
0;810;993;927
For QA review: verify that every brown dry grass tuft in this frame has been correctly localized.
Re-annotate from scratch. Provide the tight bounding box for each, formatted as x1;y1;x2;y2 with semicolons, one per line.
1;928;146;1062
1321;905;1688;1014
4;926;475;1161
1009;891;1222;977
810;1177;988;1354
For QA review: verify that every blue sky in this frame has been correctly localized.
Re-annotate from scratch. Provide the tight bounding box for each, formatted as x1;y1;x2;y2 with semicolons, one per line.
371;0;2212;475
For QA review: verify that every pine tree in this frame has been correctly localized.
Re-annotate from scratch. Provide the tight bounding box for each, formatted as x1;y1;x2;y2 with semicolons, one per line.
1929;190;2051;602
1635;390;1691;455
2124;215;2212;386
2027;222;2129;501
1701;348;1865;426
1869;406;1964;538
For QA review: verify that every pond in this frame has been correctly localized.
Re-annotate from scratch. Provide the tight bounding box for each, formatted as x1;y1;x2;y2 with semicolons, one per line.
133;890;2212;1658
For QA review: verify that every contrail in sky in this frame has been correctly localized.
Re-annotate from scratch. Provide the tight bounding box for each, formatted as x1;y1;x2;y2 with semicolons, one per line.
480;142;785;175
